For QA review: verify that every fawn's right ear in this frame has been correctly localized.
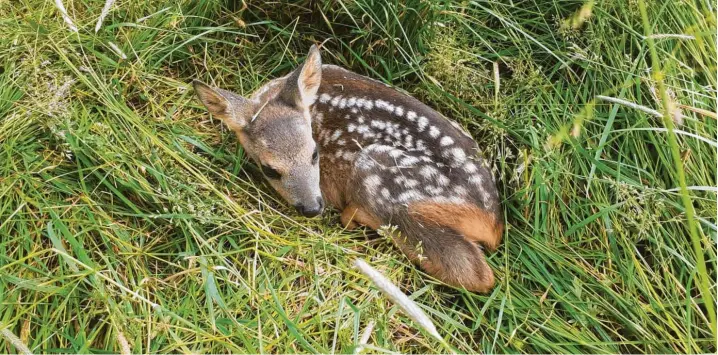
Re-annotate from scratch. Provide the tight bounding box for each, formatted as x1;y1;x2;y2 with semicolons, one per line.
278;45;322;110
193;80;251;131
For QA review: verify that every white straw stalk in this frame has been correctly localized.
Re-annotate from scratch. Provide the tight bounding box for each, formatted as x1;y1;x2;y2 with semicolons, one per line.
53;0;78;32
108;41;127;60
116;329;131;355
95;0;116;33
596;95;686;125
354;320;375;354
645;33;695;40
596;95;663;117
353;259;441;341
0;323;33;355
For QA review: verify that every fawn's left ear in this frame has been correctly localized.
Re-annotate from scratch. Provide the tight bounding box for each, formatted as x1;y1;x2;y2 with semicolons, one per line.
193;80;252;131
282;45;322;108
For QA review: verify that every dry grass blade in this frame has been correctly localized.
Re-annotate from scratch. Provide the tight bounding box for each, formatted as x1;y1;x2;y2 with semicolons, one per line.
353;259;441;341
95;0;117;33
0;323;32;355
53;0;78;32
116;329;131;355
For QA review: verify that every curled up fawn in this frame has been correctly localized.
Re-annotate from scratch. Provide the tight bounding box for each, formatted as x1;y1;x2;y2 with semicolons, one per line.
193;45;503;292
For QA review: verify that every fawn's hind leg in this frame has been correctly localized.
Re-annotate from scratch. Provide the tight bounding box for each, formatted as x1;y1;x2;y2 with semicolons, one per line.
408;201;503;251
341;202;382;230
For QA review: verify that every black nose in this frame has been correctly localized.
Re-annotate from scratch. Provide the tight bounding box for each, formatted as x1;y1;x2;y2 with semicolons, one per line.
294;197;324;218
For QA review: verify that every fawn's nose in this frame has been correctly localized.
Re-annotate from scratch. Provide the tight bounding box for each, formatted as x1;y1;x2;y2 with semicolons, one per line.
294;197;324;218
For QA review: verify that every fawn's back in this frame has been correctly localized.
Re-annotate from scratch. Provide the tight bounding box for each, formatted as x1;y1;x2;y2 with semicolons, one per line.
313;65;500;217
194;46;503;292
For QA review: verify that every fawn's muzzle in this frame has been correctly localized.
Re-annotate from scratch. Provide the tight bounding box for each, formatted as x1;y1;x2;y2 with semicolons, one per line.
294;196;324;217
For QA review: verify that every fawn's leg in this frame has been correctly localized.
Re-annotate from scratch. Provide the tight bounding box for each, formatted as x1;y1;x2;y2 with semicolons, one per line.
341;202;382;230
408;201;503;251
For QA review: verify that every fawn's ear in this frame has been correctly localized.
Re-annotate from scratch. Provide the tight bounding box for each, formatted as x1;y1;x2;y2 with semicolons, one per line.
281;45;322;109
193;80;251;131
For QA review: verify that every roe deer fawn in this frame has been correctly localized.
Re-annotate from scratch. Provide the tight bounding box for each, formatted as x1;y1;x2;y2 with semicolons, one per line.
193;45;503;292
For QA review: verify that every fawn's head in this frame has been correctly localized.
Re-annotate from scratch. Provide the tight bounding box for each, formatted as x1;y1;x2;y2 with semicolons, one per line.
193;46;324;217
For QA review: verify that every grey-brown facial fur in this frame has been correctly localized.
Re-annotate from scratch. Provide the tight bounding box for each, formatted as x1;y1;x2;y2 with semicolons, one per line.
244;105;322;216
193;45;324;217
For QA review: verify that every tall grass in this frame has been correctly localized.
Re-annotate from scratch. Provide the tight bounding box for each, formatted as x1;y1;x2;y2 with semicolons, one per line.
0;0;715;353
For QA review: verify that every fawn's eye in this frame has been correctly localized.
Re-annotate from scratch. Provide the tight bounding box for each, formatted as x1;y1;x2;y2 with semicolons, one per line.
261;165;281;180
311;147;319;165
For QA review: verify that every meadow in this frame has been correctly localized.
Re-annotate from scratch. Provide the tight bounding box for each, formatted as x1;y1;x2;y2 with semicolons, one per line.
0;0;716;353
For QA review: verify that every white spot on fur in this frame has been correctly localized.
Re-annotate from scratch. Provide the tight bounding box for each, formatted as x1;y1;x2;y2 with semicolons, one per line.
419;165;438;179
426;185;443;195
357;156;376;170
319;93;331;103
455;186;468;196
371;120;387;130
396;190;423;203
444;147;466;165
347;97;356;107
437;174;450;186
404;179;419;188
339;98;347;108
381;188;391;199
482;192;491;205
348;123;357;132
370;145;393;153
416;139;427;151
357;125;370;134
364;174;382;191
469;174;483;186
407;111;417;121
331;96;342;106
449;196;466;204
429;126;440;138
417;116;428;132
394;106;404;116
331;129;342;141
464;162;477;173
400;156;419;166
440;136;454;146
375;100;394;113
362;131;376;139
404;135;414;147
342;151;356;161
451;148;466;162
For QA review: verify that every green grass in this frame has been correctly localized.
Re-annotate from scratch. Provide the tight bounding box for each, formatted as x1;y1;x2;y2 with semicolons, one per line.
1;0;716;353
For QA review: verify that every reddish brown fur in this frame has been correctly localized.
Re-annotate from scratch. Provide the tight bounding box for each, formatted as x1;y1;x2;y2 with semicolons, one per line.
419;250;495;293
341;203;382;230
408;202;503;251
